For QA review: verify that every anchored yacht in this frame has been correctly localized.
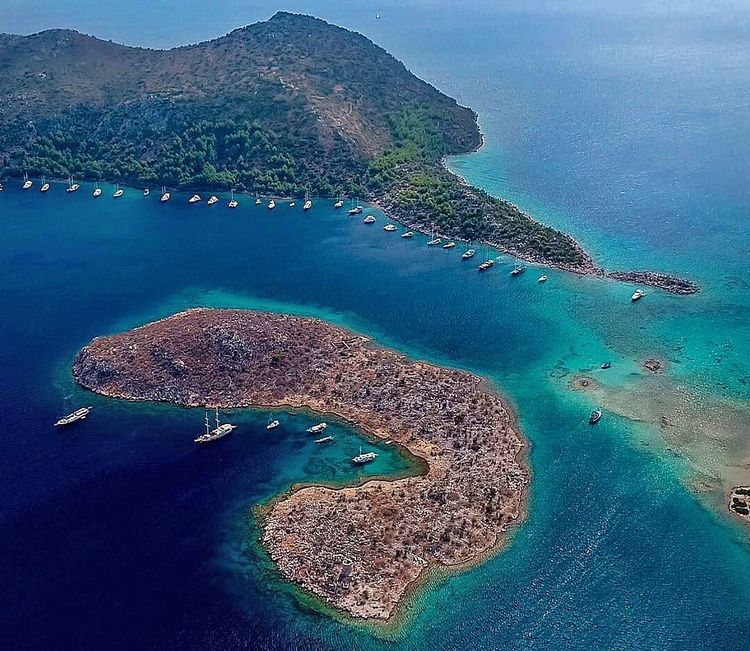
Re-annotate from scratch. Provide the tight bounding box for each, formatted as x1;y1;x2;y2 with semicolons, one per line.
160;187;170;202
67;177;80;193
315;435;334;444
511;266;526;276
631;289;645;302
266;419;280;430
55;407;91;427
402;231;415;238
427;237;442;246
307;422;327;434
93;186;102;198
188;194;201;204
194;408;236;444
143;188;150;197
589;409;602;425
113;185;124;198
268;199;276;209
22;173;32;190
40;177;50;193
228;189;239;209
443;241;456;249
353;447;378;464
538;275;548;283
207;195;219;206
462;249;476;260
478;259;495;271
363;215;376;224
384;223;397;231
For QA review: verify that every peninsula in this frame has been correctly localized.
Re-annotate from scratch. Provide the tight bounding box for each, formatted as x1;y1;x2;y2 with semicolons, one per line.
72;308;529;619
0;12;695;291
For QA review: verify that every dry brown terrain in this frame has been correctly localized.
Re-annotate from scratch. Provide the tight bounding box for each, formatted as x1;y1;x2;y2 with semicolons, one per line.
73;308;529;619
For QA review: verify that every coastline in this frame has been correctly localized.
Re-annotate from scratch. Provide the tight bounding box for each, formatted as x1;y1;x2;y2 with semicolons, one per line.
71;307;531;621
2;173;698;294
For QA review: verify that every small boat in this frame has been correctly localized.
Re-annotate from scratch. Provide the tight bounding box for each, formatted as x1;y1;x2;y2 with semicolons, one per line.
194;408;236;444
383;223;397;231
334;196;344;209
0;181;4;191
538;275;548;283
478;259;495;271
288;201;295;207
307;422;327;434
160;186;170;203
353;447;378;464
402;231;415;238
601;361;612;369
113;185;124;198
255;193;262;205
207;195;219;206
443;241;456;249
384;440;394;446
143;188;150;197
22;173;32;190
348;204;363;216
228;189;238;209
631;289;645;302
188;194;201;204
268;199;276;209
266;419;280;430
303;191;312;211
462;249;476;260
55;406;92;427
363;215;376;224
93;186;102;198
66;177;80;193
427;238;442;246
315;435;334;444
589;409;602;425
511;266;526;276
40;177;50;193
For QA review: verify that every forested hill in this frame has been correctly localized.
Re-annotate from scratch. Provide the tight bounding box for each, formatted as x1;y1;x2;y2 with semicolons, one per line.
0;12;592;270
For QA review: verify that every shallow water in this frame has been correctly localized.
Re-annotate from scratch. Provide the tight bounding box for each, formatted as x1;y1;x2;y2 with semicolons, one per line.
2;1;750;649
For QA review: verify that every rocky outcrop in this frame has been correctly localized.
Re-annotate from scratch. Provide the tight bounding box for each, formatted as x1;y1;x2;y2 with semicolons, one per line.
73;308;529;620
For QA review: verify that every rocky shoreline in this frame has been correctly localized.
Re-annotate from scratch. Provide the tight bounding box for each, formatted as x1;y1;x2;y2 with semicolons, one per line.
729;487;750;523
72;308;529;620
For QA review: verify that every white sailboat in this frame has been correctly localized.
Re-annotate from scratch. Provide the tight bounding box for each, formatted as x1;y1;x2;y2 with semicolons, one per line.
334;194;344;209
383;223;397;231
194;407;236;443
113;184;124;198
143;188;150;197
22;173;32;190
303;191;312;211
352;446;378;464
93;184;103;198
66;176;80;193
228;189;239;209
268;199;276;209
40;177;50;193
160;186;170;203
207;195;219;206
188;193;201;204
255;193;262;205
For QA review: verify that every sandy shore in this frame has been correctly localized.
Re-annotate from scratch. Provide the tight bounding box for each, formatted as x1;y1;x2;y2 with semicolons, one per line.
72;308;530;620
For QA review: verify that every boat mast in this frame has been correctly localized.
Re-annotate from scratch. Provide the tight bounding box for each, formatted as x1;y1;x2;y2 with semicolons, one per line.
205;411;210;435
215;406;220;428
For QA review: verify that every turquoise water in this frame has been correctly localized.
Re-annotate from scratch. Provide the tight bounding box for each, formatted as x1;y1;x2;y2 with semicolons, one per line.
2;2;750;649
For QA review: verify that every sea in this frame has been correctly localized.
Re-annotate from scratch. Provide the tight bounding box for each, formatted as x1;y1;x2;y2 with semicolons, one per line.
1;2;749;649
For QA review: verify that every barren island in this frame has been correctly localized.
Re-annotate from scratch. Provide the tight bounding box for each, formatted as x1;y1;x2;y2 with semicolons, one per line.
72;308;529;620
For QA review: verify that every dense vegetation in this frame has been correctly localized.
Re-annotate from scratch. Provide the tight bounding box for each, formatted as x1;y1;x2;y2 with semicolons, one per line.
0;12;591;269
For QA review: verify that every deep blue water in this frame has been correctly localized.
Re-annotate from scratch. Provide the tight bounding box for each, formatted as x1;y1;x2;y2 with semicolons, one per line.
2;2;750;650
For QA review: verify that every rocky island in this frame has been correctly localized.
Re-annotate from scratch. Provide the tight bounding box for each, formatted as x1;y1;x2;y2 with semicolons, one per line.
72;308;529;620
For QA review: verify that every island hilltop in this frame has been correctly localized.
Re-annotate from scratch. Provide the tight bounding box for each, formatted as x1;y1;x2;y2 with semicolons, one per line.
0;12;695;291
72;308;529;619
